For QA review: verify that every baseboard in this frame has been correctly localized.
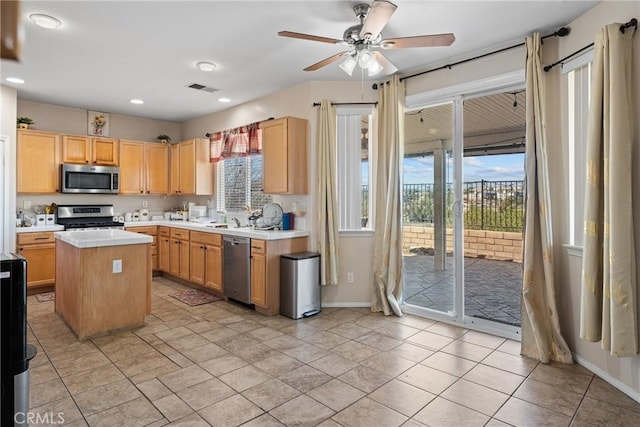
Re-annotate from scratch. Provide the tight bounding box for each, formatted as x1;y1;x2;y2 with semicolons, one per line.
573;352;640;404
321;302;371;308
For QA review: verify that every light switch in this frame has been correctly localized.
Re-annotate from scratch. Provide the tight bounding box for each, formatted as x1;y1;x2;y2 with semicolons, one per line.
112;259;122;274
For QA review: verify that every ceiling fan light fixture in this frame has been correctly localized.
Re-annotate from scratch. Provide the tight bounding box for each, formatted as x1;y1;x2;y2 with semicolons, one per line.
339;54;358;76
357;49;376;68
367;58;383;76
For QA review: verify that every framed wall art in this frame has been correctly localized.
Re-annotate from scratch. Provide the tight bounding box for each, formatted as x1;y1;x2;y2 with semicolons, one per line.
88;110;109;137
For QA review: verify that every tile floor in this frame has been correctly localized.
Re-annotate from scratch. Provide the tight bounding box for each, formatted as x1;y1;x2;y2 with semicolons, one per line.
26;277;640;426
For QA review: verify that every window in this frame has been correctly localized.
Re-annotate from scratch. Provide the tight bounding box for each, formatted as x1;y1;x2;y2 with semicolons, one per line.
336;107;373;231
564;51;592;247
215;155;272;212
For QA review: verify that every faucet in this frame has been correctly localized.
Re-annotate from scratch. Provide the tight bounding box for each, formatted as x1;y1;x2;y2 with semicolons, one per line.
231;217;240;228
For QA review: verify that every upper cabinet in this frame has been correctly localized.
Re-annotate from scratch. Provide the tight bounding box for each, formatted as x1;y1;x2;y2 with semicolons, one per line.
119;140;169;195
261;116;308;194
169;138;213;195
17;130;60;193
62;135;119;166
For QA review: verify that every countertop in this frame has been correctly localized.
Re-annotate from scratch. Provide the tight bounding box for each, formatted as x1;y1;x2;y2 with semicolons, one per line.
124;220;310;241
55;229;153;248
16;225;65;233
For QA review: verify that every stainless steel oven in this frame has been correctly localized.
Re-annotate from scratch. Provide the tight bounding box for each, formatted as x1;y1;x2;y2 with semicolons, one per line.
60;164;119;194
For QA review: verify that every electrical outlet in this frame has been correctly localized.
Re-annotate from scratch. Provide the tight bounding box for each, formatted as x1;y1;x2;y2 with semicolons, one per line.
142;200;148;208
347;272;354;283
23;200;32;210
112;259;122;274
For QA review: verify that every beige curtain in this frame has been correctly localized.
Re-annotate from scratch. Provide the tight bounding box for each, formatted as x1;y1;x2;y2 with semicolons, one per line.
580;24;637;357
372;75;404;316
317;99;339;286
521;33;573;363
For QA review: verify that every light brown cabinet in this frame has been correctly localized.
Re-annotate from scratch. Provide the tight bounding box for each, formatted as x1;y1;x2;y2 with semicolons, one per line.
119;140;146;194
190;231;223;293
169;138;213;195
17;130;60;193
261;117;308;194
125;226;158;271
169;228;190;280
119;141;169;195
62;135;119;165
158;227;170;272
146;143;169;194
250;237;308;315
16;232;56;289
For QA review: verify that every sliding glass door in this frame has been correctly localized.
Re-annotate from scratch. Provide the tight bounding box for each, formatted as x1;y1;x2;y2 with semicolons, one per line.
402;82;524;339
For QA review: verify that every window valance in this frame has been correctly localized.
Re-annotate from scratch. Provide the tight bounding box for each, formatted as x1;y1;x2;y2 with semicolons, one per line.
208;122;262;163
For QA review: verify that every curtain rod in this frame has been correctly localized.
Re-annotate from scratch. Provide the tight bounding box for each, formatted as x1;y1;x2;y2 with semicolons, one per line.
399;27;570;82
544;18;637;72
312;102;377;107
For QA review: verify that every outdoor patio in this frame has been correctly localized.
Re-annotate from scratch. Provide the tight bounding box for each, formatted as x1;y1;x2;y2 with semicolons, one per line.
403;253;522;327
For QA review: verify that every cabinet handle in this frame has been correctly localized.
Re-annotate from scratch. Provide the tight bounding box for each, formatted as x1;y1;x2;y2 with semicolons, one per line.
34;237;49;241
19;248;23;251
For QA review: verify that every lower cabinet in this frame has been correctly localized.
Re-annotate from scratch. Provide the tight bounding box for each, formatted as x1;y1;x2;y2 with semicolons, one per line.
158;227;170;272
169;228;190;280
250;237;308;315
16;232;56;290
125;226;158;271
190;231;223;293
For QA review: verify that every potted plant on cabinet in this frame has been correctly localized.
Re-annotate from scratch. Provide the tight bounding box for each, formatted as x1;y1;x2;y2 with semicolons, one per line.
17;117;34;129
157;134;171;144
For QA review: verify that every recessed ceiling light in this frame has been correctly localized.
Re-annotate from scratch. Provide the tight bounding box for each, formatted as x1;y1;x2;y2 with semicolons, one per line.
218;98;231;103
30;14;62;30
130;99;144;105
196;61;217;72
6;77;24;84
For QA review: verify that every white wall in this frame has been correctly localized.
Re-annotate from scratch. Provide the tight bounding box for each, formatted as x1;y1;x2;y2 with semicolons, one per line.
550;1;640;400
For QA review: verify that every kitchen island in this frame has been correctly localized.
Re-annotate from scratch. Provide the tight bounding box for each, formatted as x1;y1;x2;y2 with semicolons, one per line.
54;229;153;340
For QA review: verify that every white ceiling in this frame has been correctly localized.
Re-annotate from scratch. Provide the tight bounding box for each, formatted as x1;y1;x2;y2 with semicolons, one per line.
2;1;598;123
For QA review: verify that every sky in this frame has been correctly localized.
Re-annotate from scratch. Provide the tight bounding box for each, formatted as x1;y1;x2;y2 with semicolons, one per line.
363;153;526;185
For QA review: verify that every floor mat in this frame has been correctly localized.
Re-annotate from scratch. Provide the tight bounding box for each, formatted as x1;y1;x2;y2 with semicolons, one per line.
169;289;222;306
35;292;55;302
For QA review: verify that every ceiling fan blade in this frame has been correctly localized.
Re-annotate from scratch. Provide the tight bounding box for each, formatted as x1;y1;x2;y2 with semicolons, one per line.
304;52;349;71
373;51;398;74
360;0;397;41
278;31;342;45
381;33;456;48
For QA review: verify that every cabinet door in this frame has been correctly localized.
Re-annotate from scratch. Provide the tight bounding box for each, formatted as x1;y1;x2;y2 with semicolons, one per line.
119;140;145;194
205;244;223;293
169;143;180;194
62;135;91;164
92;138;119;165
169;238;181;276
158;237;170;272
147;144;169;194
250;251;267;307
17;243;55;288
190;242;205;285
17;131;60;193
179;140;196;194
262;119;289;193
178;239;190;280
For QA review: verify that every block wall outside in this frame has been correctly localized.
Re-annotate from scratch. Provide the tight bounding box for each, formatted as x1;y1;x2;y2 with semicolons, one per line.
402;225;523;263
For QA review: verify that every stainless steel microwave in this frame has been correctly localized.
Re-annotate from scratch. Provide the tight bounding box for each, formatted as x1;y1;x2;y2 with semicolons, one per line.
60;164;119;194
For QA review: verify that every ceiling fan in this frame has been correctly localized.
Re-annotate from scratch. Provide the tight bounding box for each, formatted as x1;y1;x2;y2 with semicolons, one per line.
278;0;455;76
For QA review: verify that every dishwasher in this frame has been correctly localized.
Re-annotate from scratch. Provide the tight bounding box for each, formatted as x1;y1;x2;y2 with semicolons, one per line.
223;235;251;304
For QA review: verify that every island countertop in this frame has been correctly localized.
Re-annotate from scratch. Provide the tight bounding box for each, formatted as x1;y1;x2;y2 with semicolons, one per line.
55;229;153;248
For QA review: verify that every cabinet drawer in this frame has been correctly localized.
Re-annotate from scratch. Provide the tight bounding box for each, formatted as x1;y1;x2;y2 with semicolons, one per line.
250;239;266;255
190;231;222;246
170;228;190;240
17;232;55;245
158;226;170;237
125;226;157;236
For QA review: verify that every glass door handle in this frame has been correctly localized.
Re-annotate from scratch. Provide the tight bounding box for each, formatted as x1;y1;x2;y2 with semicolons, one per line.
453;200;462;218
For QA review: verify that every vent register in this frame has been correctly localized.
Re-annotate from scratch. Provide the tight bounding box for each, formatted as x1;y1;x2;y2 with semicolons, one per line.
187;83;219;93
